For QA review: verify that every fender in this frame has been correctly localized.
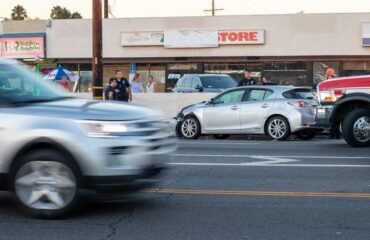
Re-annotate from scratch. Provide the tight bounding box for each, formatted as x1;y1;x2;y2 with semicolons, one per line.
330;93;370;123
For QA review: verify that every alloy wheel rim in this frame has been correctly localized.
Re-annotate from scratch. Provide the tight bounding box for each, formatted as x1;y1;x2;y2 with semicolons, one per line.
353;116;370;143
269;119;287;139
181;119;197;138
15;161;77;210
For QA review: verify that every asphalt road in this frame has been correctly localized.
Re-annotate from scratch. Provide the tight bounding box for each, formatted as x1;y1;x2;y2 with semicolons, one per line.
1;139;370;240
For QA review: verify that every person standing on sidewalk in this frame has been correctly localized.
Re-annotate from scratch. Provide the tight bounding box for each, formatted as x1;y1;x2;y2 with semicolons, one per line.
238;69;258;86
104;78;118;101
146;75;157;93
262;74;277;85
112;70;132;102
131;73;144;93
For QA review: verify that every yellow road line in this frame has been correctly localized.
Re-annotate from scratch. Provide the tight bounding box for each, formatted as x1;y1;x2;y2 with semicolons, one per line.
143;188;370;198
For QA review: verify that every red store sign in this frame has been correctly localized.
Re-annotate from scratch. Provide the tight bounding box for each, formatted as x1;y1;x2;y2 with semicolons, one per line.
218;30;265;45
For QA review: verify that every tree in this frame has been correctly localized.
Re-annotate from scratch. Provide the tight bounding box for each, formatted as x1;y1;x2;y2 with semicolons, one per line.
50;6;82;19
11;5;27;20
71;12;82;19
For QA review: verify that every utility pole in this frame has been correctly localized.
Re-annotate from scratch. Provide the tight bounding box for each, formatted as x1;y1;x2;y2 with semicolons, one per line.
92;0;103;100
104;0;109;18
204;0;224;16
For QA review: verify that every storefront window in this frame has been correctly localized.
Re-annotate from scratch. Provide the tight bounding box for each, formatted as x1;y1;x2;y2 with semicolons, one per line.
136;64;166;92
167;63;198;71
313;62;339;86
342;62;370;77
263;62;309;86
204;63;245;81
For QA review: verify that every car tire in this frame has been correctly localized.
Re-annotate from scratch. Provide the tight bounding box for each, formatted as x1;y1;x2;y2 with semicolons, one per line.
180;117;201;140
342;109;370;147
10;149;80;218
266;116;291;141
213;134;230;140
295;131;317;140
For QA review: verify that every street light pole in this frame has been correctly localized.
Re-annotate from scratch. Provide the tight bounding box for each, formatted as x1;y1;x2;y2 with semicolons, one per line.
212;0;215;16
104;0;109;19
92;0;103;100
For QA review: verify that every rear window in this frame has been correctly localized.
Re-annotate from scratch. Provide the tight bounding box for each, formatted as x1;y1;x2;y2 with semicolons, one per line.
283;89;314;99
200;76;237;89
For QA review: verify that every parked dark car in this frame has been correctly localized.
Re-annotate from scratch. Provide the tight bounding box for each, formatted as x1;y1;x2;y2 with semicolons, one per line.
173;74;237;93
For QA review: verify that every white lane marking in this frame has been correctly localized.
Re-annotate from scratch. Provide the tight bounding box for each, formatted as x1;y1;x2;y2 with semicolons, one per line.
174;141;260;145
168;163;370;168
171;154;370;159
243;156;299;165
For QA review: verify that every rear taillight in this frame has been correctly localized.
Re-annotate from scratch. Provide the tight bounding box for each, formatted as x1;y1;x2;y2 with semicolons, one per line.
288;101;308;108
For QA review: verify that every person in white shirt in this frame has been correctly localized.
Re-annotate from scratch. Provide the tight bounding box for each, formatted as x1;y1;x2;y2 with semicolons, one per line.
146;75;157;93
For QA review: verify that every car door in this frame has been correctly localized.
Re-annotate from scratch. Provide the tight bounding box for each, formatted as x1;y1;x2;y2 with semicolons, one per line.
240;88;275;132
203;89;247;133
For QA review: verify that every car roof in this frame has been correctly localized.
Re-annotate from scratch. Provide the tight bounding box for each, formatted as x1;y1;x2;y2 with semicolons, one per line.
236;85;311;91
184;74;231;77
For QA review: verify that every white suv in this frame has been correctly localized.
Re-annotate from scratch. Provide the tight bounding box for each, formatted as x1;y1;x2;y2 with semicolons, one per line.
0;59;175;218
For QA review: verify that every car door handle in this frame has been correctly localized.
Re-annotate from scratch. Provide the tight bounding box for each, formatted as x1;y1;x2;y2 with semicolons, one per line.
261;104;270;108
231;106;239;110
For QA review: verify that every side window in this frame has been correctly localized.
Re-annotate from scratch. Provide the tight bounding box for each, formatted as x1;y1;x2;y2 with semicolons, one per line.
176;77;184;88
192;77;201;88
183;77;193;88
247;89;273;101
214;89;246;104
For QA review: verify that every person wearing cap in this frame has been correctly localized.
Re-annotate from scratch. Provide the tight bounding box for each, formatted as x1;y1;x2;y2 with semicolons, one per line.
325;67;336;80
238;69;258;86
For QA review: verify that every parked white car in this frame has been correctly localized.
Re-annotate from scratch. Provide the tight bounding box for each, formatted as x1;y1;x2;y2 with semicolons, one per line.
174;86;322;140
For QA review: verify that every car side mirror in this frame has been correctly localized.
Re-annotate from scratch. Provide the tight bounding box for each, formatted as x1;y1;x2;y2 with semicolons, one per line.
195;85;204;92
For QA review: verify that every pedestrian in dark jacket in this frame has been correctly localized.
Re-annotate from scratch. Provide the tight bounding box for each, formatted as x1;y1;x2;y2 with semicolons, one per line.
238;69;258;86
262;74;277;85
111;70;132;102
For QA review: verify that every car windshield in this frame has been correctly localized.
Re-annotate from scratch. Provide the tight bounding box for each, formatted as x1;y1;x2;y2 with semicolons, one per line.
0;60;71;104
282;89;314;99
200;76;237;89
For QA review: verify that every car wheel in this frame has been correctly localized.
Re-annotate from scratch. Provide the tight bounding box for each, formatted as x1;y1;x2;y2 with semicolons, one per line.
213;134;230;140
342;109;370;147
266;116;291;141
11;149;80;218
295;131;317;140
180;117;201;139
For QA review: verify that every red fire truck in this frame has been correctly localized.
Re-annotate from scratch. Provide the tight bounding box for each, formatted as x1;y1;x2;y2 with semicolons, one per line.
316;75;370;147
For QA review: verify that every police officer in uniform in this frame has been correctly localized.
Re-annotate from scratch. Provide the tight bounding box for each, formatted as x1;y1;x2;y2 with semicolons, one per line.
238;68;258;86
111;70;132;102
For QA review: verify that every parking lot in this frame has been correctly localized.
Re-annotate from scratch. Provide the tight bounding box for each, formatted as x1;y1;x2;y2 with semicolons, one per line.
1;138;370;240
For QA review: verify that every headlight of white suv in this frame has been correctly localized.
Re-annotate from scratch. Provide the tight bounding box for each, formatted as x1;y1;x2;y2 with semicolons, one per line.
75;120;141;138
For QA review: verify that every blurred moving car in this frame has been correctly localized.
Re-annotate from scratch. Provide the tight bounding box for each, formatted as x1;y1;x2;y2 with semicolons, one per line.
174;85;322;140
316;75;370;147
173;74;237;93
0;58;175;218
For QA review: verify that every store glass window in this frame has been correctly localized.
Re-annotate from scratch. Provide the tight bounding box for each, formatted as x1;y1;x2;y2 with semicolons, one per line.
204;63;245;81
313;62;339;86
167;63;198;71
263;62;309;86
342;62;370;77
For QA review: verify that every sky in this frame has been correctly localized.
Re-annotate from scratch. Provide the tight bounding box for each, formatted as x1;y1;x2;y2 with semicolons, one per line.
1;0;370;19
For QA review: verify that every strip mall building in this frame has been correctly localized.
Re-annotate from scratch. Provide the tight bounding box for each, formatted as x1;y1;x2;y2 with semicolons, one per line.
1;13;370;92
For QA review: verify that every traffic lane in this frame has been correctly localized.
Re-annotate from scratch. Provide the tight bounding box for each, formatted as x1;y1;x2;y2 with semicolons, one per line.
2;192;370;240
175;139;370;157
158;162;370;194
85;193;370;240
